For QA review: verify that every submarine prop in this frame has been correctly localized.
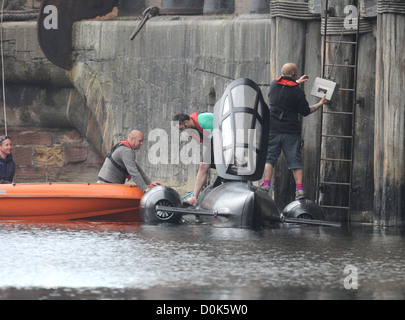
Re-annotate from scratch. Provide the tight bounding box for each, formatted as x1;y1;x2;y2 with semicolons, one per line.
140;78;340;228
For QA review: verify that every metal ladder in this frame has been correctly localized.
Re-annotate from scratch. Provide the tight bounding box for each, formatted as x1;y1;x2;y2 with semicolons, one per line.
315;1;360;221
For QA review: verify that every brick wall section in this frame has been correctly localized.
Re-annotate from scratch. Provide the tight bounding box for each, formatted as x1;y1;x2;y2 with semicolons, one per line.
7;127;104;183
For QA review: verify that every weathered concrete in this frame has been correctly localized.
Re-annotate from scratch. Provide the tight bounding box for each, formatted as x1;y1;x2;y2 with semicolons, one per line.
1;21;71;87
351;30;376;222
68;16;272;192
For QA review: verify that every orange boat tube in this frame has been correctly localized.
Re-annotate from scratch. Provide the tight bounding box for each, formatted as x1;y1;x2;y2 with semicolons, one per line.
0;183;144;222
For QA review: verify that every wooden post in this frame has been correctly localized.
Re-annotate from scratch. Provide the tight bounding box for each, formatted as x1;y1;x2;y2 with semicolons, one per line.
269;0;307;208
374;5;405;227
350;31;376;221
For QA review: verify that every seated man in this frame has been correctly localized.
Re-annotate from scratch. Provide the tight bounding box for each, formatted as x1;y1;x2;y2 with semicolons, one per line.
97;130;161;193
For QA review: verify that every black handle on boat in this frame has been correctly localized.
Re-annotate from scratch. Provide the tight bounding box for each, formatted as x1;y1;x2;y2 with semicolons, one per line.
156;205;231;217
280;214;341;228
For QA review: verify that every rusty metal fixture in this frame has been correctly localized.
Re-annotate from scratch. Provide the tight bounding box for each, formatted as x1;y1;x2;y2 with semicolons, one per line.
130;0;216;41
37;0;118;70
130;6;159;40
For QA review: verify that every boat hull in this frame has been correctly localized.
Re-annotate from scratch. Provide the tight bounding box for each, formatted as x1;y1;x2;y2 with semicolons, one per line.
0;183;143;222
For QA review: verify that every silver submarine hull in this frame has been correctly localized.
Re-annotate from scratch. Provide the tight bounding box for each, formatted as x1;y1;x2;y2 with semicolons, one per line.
140;183;339;228
197;181;279;228
140;182;280;228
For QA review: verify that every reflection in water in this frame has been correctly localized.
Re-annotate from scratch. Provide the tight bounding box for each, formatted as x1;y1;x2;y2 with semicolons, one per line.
0;219;404;300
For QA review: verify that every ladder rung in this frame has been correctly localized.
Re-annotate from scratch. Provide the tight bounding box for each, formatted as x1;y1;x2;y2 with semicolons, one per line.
324;64;356;68
323;111;354;115
322;134;353;139
325;40;357;45
319;181;351;186
319;205;350;210
321;158;352;162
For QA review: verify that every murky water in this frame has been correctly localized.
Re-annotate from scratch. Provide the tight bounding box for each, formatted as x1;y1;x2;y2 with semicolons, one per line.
1;217;404;300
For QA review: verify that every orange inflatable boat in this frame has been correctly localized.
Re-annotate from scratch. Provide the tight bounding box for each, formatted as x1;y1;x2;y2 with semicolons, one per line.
0;183;144;222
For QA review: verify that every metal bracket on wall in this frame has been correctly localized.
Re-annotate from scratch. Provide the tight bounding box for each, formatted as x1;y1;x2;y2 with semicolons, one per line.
130;5;201;41
130;6;159;40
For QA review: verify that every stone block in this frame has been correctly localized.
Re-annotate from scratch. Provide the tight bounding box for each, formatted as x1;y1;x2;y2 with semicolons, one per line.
13;166;47;183
13;131;53;146
52;130;84;146
12;146;33;166
64;147;88;164
46;164;100;183
33;147;64;166
86;146;104;165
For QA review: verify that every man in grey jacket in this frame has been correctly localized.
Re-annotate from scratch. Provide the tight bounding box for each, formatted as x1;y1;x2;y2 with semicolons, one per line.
97;130;161;192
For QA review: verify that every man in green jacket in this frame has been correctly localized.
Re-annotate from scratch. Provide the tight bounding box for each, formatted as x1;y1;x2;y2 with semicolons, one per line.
173;112;214;205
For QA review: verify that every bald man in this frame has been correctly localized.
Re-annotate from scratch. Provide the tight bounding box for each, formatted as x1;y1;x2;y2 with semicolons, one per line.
97;130;161;192
261;63;327;200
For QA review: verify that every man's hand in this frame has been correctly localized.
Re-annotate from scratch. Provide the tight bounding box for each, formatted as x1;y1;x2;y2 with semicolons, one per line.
297;75;309;85
310;95;329;113
145;182;162;193
320;94;328;105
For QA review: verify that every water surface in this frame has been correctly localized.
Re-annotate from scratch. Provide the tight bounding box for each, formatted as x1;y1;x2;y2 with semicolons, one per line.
1;218;404;300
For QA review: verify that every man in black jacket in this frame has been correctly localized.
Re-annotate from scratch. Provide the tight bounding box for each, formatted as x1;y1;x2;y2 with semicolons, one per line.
0;135;15;184
260;63;327;199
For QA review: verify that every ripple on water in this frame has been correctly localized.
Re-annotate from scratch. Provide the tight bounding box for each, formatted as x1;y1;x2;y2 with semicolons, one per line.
0;221;405;299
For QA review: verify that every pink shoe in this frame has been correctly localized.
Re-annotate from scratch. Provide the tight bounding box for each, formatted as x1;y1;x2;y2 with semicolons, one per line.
260;182;270;192
183;193;197;206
